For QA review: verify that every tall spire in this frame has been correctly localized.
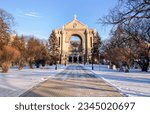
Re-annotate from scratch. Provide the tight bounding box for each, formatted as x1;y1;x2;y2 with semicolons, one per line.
74;14;77;20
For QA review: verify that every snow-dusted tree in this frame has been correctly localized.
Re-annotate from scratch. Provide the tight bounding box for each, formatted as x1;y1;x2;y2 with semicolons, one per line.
48;31;60;65
92;32;101;63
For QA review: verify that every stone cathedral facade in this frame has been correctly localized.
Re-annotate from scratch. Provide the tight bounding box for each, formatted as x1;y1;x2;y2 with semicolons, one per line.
51;16;101;64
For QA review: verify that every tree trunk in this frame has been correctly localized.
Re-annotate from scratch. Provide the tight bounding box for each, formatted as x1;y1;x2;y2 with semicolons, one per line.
18;61;24;70
29;61;33;69
1;62;11;73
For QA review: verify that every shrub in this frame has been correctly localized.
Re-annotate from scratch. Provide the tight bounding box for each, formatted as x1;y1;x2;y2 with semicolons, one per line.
0;45;20;73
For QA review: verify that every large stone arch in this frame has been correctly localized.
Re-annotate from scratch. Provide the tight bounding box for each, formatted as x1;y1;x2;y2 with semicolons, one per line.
52;16;100;64
67;33;84;49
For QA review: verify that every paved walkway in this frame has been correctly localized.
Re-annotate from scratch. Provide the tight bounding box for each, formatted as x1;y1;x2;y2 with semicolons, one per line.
20;65;123;97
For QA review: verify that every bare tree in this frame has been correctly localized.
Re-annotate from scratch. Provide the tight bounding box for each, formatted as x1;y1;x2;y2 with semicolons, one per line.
0;8;14;47
99;0;150;72
99;0;150;42
0;9;19;73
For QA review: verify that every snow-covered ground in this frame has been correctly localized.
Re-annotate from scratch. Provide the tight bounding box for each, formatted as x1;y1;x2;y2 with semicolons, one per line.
84;64;150;97
0;65;66;97
1;64;150;97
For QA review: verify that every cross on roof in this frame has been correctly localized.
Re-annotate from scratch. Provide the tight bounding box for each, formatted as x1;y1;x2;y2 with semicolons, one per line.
74;14;77;20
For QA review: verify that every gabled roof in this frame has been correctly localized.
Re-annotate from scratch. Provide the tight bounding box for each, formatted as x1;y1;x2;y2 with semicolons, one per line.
64;15;87;29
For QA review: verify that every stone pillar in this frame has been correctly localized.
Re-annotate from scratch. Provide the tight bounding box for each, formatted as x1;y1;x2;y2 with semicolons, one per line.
86;29;89;64
61;29;65;64
82;35;86;64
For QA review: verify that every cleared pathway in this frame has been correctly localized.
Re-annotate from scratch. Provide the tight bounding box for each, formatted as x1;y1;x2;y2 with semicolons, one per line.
20;65;123;97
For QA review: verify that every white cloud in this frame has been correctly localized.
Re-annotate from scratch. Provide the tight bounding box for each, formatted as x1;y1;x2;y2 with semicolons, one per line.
24;11;40;17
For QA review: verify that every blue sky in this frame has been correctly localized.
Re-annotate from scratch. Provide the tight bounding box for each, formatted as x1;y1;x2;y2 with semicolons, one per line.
0;0;117;40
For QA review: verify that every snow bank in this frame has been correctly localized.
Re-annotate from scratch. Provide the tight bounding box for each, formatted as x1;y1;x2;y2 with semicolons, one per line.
0;65;66;97
84;64;150;97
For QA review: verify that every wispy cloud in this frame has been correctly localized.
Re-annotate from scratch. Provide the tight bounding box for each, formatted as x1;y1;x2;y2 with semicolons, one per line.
24;11;40;17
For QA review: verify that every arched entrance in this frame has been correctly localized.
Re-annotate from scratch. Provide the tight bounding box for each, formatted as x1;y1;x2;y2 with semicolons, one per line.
68;36;82;63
